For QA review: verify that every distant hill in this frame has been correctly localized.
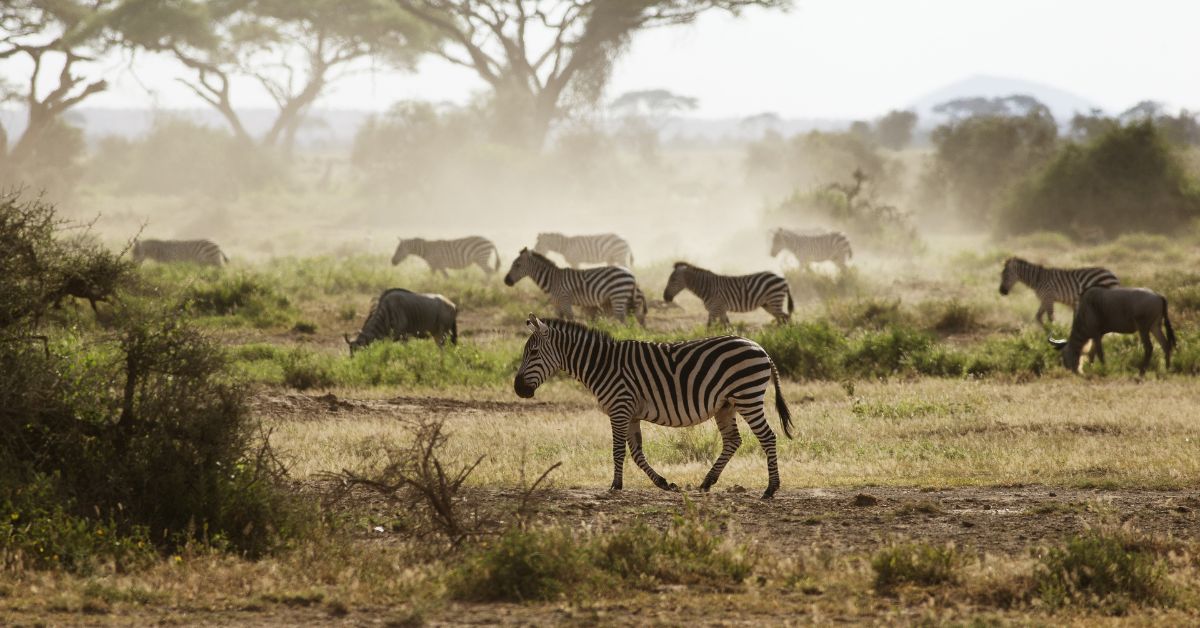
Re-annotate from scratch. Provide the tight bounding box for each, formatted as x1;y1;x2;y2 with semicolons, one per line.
908;74;1102;124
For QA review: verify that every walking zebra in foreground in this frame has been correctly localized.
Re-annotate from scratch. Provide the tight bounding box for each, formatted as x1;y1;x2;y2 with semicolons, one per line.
391;236;500;276
514;315;794;498
344;288;457;354
504;248;643;325
664;262;793;326
770;228;852;270
132;239;228;267
533;232;633;268
999;257;1119;325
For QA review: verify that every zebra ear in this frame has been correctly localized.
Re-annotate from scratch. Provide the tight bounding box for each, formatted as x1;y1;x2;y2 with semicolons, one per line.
526;313;548;335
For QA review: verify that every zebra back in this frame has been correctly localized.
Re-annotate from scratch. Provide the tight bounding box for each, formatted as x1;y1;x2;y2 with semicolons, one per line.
132;239;227;266
665;262;791;314
534;232;633;267
392;236;498;271
771;229;852;265
1001;257;1119;305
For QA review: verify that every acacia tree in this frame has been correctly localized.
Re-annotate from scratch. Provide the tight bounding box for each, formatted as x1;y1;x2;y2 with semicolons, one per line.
0;1;117;169
393;0;788;147
0;1;206;174
159;0;434;153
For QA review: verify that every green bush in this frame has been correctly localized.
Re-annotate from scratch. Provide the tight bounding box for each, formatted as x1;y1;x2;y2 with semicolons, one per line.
0;192;307;566
1;474;154;573
918;299;986;335
1003;122;1200;238
182;274;294;328
281;349;337;390
871;542;962;592
595;505;755;587
826;297;909;331
1036;529;1173;611
751;321;847;380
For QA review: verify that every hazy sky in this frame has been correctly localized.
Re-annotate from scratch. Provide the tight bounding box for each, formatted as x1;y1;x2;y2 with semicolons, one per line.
13;0;1200;118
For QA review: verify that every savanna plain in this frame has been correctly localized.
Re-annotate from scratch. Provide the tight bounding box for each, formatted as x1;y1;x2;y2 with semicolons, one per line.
6;216;1200;626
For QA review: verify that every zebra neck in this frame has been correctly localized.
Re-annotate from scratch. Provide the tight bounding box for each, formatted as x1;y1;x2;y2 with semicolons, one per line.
1017;262;1041;287
558;335;619;395
529;262;559;292
686;270;715;299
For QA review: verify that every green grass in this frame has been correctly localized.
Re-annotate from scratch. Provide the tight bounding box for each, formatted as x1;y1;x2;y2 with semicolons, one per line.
871;542;962;592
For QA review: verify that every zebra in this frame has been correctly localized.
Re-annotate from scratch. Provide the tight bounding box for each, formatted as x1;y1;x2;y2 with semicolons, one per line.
131;239;228;267
999;257;1119;325
504;248;643;325
391;236;500;276
770;228;853;270
514;315;794;498
663;262;793;326
344;288;457;354
533;232;634;268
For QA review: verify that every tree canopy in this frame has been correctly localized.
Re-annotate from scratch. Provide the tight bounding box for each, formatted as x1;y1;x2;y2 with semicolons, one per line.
392;0;789;145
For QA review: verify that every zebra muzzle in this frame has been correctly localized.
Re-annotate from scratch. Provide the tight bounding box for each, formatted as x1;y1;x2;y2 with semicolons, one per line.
514;377;536;399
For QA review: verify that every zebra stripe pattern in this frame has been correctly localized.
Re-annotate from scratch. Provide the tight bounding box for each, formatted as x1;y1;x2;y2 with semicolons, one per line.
514;315;793;498
664;262;793;326
391;236;500;276
999;257;1120;325
504;248;643;324
770;228;852;269
132;239;227;267
533;232;634;268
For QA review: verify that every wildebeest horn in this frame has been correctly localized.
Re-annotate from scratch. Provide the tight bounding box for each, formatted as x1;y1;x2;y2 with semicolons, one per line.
1047;336;1067;349
343;333;353;345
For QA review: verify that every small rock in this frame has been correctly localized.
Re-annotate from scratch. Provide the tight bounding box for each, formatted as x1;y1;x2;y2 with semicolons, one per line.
961;520;975;528
726;485;747;494
1048;491;1057;497
852;493;879;507
372;526;385;533
1176;505;1191;513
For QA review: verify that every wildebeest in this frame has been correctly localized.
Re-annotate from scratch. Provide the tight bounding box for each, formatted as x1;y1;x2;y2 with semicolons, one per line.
1048;286;1176;376
344;289;458;354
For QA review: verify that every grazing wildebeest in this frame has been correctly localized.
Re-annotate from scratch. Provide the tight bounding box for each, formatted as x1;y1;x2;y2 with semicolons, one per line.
344;289;458;354
1048;287;1176;376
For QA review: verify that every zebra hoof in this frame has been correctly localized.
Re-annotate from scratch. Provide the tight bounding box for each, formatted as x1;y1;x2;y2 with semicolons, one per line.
655;479;679;492
609;483;623;492
761;487;779;499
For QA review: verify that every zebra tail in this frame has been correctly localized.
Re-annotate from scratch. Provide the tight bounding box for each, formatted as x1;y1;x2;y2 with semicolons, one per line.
771;361;794;439
1163;296;1176;351
451;320;459;346
491;246;500;272
787;289;794;314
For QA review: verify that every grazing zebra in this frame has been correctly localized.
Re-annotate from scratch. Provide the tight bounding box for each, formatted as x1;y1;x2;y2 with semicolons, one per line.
514;315;794;498
131;239;227;267
504;248;643;325
391;236;500;276
999;257;1119;325
533;232;634;268
770;228;852;270
664;262;793;326
344;288;457;354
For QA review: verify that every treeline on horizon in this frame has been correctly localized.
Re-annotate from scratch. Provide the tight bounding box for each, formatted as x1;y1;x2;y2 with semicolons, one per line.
2;1;1200;248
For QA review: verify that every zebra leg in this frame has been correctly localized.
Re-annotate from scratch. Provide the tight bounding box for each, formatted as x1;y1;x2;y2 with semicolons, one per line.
700;404;741;492
628;419;677;491
734;397;780;499
608;411;631;491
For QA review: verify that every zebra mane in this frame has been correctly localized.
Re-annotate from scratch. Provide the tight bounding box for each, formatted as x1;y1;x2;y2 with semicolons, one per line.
542;318;615;342
524;248;560;267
